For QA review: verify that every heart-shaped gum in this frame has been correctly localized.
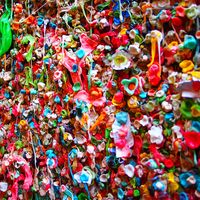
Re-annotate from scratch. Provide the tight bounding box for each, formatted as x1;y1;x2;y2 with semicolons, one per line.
121;77;139;95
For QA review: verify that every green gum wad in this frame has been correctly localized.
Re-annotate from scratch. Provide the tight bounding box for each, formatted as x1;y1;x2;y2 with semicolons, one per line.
0;6;12;57
21;35;35;62
180;99;198;119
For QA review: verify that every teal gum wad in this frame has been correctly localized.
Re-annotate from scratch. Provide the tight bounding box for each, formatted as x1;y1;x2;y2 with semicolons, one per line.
179;35;197;50
0;5;12;57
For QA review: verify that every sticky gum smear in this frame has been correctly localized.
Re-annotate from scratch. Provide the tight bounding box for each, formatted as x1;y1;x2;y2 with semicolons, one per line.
62;33;98;91
63;52;83;89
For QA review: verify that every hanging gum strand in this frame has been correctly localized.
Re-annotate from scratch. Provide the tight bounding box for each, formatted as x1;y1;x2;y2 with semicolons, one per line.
194;17;200;70
171;24;182;44
118;0;123;22
4;54;7;71
147;37;157;67
80;0;91;24
157;34;161;67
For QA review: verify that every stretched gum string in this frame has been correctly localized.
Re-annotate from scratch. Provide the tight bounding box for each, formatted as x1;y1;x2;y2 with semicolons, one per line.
127;5;135;24
68;151;77;184
80;1;90;24
147;37;156;67
143;14;146;25
62;36;65;61
88;111;91;141
32;1;48;14
84;183;90;200
47;166;56;200
171;24;182;44
43;20;47;60
157;38;162;77
30;59;36;87
5;0;9;12
118;0;123;22
89;1;94;36
45;66;51;90
27;0;30;15
63;12;71;30
10;0;13;20
4;54;7;71
194;17;199;69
